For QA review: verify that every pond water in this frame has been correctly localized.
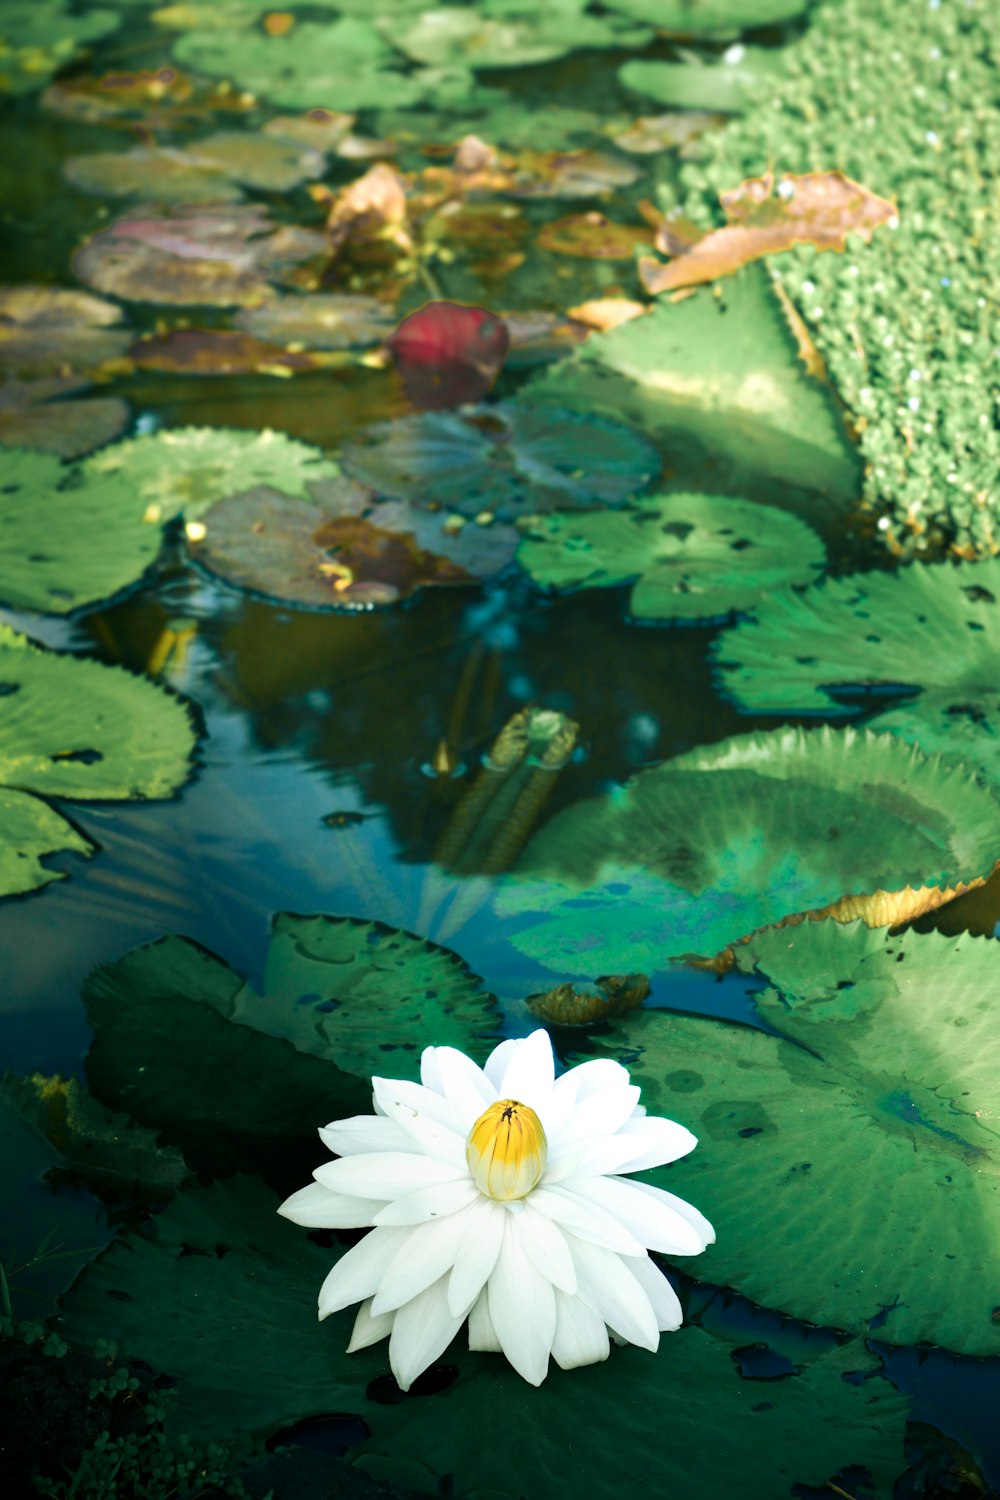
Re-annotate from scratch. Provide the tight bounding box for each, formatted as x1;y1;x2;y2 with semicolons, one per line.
3;3;1000;1498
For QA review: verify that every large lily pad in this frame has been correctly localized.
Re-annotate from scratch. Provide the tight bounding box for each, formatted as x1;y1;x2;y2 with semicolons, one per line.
603;0;809;35
620;48;784;114
524;266;860;503
189;481;519;609
59;1173;908;1496
0;378;129;460
64;131;325;203
0;627;196;897
496;726;1000;973
235;293;396;350
517;491;825;621
383;3;653;68
0;287;131;377
341;402;661;522
714;559;1000;789
598;920;1000;1356
0;1;119;97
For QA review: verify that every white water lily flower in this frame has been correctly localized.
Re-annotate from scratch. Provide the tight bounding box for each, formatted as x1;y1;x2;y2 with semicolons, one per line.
278;1028;714;1390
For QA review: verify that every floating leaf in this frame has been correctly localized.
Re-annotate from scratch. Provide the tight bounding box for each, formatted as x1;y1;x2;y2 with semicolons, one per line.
502;308;590;363
0;1;120;96
341;402;661;522
518;492;825;622
526;972;650;1026
64;131;325;203
620;49;783;114
41;65;251;126
612;110;727;155
0;626;196;897
386;301;509;408
603;0;809;35
641;171;897;294
0;378;128;459
524;267;859;502
128;328;321;375
188;480;519;608
235;292;396;350
0;286;131;376
263;107;357;152
496;727;1000;973
384;4;653;69
714;558;1000;789
597;921;1000;1356
536;212;653;259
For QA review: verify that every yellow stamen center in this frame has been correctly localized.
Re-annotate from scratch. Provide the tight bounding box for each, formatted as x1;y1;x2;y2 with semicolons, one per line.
466;1099;548;1202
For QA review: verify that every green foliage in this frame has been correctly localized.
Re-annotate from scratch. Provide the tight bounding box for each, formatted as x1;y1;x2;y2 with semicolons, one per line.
605;0;809;35
619;48;784;113
496;726;1000;971
0;2;119;96
517;490;825;620
384;2;653;68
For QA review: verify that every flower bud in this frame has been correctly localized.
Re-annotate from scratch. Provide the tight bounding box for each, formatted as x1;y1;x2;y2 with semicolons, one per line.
466;1099;548;1202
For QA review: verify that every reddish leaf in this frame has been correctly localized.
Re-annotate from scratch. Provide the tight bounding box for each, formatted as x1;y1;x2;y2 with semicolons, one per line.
386;301;509;410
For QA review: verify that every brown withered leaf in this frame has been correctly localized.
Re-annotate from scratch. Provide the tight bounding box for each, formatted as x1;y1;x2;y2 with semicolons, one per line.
323;162;411;256
537;212;653;259
641;170;897;294
0;377;129;458
566;298;646;332
129;328;322;375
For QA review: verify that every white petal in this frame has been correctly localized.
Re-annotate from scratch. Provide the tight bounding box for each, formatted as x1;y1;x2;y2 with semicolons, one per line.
545;1134;653;1184
551;1290;610;1371
487;1217;556;1385
496;1029;555;1110
317;1227;412;1319
513;1203;576;1294
569;1239;659;1352
627;1179;715;1249
318;1115;415;1157
565;1058;632;1101
617;1114;698;1169
314;1150;464;1199
559;1083;641;1147
625;1254;682;1332
419;1044;447;1095
539;1069;579;1139
448;1200;505;1316
468;1288;502;1352
373;1177;479;1226
483;1037;520;1091
278;1181;383;1229
528;1185;645;1255
371;1078;467;1167
389;1275;464;1391
347;1298;394;1351
567;1176;709;1255
430;1046;497;1127
372;1206;477;1315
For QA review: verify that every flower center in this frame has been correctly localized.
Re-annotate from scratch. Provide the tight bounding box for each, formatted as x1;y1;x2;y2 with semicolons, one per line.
466;1098;548;1202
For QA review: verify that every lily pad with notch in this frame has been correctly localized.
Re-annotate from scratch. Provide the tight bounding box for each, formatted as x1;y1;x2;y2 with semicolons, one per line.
64;131;326;203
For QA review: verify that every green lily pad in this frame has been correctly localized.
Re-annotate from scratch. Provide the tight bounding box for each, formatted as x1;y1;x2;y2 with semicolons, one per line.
596;920;1000;1356
189;481;519;609
620;48;784;114
64;131;325;203
604;1;809;37
384;3;653;69
341;402;661;523
0;1;120;97
517;491;825;621
0;626;196;897
524;267;859;504
58;1173;908;1493
235;293;397;351
496;726;1000;972
0;378;129;460
0;286;131;377
84;426;340;524
714;559;1000;788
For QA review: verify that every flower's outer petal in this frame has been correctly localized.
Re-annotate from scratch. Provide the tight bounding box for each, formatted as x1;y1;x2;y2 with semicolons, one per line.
389;1275;465;1392
551;1290;610;1371
515;1203;576;1295
277;1182;384;1229
617;1114;698;1170
545;1135;652;1184
430;1046;497;1126
528;1185;646;1254
628;1178;716;1247
347;1298;394;1351
565;1058;632;1101
319;1115;415;1157
625;1254;682;1332
556;1082;641;1146
372;1078;467;1167
419;1045;447;1095
569;1238;659;1352
318;1226;412;1319
372;1204;478;1315
373;1176;479;1226
488;1217;556;1386
496;1028;555;1110
314;1150;464;1199
483;1037;520;1091
539;1068;579;1139
448;1199;505;1316
568;1175;709;1255
468;1288;502;1352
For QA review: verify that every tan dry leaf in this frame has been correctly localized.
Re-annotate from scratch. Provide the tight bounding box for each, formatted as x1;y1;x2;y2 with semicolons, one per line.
324;163;411;255
567;297;646;332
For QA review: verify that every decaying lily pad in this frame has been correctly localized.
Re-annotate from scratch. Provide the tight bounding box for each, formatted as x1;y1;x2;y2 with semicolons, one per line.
187;480;519;609
0;378;129;459
341;402;661;522
526;972;650;1026
496;726;1000;973
598;919;1000;1356
72;203;327;307
128;328;321;375
0;0;120;97
235;292;396;350
536;212;654;259
517;492;825;621
714;558;1000;790
612;111;727;155
64;131;325;203
0;626;196;898
0;286;131;376
383;4;653;69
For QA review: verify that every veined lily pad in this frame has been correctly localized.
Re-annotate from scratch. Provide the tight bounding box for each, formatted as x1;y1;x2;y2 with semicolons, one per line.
0;378;129;459
603;0;809;36
84;426;340;524
0;626;196;898
341;402;661;522
57;1174;908;1494
620;48;784;114
496;727;1000;973
524;267;859;503
0;286;131;376
517;491;825;621
383;4;653;69
64;131;325;203
598;920;1000;1356
189;481;519;609
714;559;1000;789
235;293;397;350
0;1;120;97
